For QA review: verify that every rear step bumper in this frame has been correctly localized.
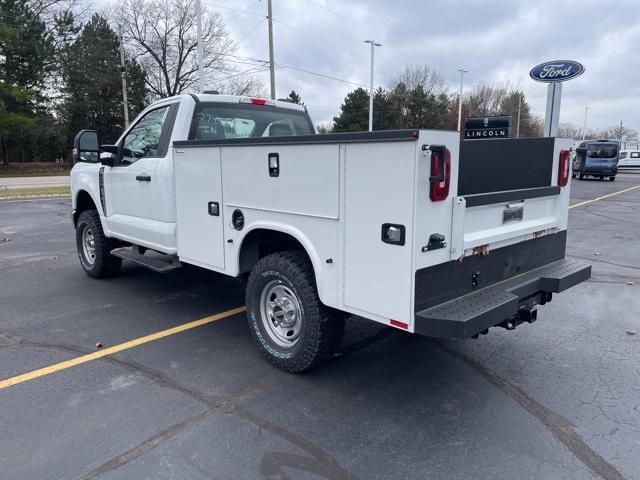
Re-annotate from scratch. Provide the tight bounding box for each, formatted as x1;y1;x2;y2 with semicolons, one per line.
414;258;591;339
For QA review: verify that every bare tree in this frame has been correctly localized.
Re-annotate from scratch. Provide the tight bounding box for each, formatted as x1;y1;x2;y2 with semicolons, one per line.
390;65;447;97
599;124;639;144
560;122;640;143
315;122;332;134
116;0;240;97
215;75;266;97
465;83;513;117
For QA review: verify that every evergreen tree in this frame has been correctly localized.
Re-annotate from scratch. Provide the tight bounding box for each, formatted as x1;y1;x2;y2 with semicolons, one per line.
286;90;304;106
60;14;147;151
0;0;53;163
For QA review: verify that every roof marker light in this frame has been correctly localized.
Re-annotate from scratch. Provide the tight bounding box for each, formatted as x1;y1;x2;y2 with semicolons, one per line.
239;97;272;106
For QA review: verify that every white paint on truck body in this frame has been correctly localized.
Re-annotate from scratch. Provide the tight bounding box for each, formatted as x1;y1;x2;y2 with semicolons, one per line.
72;93;576;335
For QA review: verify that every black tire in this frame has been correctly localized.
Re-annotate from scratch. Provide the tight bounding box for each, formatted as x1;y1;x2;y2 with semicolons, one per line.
75;209;122;278
246;251;345;372
609;176;616;181
578;173;584;180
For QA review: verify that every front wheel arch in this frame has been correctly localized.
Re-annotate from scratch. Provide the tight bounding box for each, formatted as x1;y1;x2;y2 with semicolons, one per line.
73;190;98;227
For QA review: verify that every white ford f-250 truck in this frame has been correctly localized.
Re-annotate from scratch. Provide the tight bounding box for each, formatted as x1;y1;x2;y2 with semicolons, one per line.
71;92;591;372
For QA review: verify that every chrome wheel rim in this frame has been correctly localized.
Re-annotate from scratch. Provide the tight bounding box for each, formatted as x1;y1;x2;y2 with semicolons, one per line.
259;280;302;348
82;225;96;265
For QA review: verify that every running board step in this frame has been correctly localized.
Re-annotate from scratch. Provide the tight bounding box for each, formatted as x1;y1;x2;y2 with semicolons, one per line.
110;247;181;273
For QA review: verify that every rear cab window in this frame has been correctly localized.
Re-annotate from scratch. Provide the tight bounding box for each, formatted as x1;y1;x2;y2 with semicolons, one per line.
189;103;314;140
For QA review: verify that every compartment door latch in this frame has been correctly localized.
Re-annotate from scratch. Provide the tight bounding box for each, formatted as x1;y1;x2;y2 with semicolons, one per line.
422;233;446;252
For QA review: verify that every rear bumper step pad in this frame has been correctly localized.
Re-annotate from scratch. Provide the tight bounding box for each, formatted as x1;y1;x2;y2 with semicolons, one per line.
414;258;591;339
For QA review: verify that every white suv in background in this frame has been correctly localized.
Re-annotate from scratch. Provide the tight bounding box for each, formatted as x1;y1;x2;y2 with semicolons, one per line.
619;150;640;172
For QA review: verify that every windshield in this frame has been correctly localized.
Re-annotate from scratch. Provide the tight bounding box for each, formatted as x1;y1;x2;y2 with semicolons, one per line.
190;103;313;140
587;144;618;159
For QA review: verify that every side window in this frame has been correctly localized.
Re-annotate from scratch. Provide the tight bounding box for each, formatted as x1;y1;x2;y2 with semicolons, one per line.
121;106;170;165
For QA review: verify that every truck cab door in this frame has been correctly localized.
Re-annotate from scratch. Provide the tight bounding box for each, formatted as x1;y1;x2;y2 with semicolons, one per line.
103;102;179;251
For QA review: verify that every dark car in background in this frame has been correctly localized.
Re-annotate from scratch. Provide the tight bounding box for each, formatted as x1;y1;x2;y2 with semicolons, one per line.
572;139;620;181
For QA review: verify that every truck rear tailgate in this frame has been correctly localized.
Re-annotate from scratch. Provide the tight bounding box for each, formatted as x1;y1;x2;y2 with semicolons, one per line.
451;137;570;253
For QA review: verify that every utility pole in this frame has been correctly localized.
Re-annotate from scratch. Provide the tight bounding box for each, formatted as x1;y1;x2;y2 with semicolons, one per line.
118;29;129;128
582;107;588;141
456;68;467;132
619;120;624;140
196;0;203;93
267;0;276;100
516;91;522;138
364;40;381;132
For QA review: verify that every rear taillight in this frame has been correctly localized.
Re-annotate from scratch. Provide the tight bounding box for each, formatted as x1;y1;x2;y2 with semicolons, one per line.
558;149;570;187
429;146;451;201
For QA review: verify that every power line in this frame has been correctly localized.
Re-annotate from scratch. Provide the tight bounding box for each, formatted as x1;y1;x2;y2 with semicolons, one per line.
300;0;463;74
216;52;368;88
271;18;366;59
235;17;265;46
278;63;367;88
224;0;263;22
203;1;264;19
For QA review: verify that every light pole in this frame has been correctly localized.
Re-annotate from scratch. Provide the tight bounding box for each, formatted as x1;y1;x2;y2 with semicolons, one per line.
196;0;203;92
456;68;468;132
364;40;381;132
582;107;588;141
267;0;276;99
516;91;522;138
118;28;129;128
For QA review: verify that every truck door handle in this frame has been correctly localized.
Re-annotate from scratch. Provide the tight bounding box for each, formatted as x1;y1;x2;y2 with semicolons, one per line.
135;175;151;182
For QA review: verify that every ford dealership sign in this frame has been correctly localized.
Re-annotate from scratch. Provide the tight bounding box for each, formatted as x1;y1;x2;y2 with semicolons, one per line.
529;60;584;83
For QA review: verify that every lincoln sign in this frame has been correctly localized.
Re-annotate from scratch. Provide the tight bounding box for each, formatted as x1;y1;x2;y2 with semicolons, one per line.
464;116;512;140
529;60;585;83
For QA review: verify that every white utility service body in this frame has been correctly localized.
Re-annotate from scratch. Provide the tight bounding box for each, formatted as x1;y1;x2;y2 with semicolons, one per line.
70;94;591;371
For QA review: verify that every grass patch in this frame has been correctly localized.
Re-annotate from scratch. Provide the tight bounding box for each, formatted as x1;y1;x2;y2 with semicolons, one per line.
0;162;72;178
0;186;70;199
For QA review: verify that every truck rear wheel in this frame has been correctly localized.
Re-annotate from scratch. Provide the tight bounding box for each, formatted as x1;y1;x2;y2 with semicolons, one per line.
246;251;344;372
75;209;122;278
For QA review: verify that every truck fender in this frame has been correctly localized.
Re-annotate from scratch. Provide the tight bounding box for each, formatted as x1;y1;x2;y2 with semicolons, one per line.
72;172;103;213
237;221;329;303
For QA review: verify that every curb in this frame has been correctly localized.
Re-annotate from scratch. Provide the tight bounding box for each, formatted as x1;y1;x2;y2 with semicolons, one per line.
0;194;71;201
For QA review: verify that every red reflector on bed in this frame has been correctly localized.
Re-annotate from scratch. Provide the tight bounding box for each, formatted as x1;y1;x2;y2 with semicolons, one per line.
390;319;409;330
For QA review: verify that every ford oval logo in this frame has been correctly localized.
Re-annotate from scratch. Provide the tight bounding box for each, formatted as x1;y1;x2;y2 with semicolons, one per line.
529;60;585;83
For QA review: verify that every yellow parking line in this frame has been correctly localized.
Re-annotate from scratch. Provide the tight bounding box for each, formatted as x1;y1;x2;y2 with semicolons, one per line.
569;184;640;209
0;306;247;390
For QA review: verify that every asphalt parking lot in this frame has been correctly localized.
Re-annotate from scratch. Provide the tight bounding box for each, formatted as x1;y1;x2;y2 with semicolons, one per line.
1;175;639;480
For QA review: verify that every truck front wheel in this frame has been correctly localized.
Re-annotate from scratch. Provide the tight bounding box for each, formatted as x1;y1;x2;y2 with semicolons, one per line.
246;251;344;372
75;209;122;278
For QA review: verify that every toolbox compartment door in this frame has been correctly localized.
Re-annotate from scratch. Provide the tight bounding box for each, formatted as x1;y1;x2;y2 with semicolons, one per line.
174;147;225;269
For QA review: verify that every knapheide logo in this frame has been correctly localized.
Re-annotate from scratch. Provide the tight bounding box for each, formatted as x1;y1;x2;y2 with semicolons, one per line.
529;60;584;83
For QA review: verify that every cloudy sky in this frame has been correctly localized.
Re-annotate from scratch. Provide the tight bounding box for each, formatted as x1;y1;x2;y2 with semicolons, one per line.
210;0;640;135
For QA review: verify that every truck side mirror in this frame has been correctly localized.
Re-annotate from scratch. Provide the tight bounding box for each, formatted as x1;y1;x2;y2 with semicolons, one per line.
72;130;100;163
